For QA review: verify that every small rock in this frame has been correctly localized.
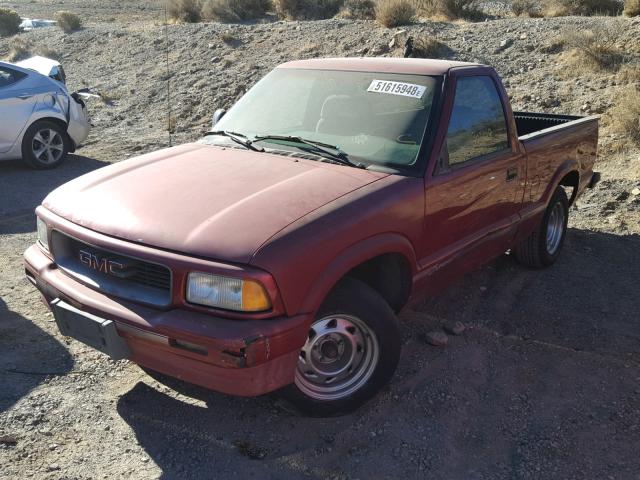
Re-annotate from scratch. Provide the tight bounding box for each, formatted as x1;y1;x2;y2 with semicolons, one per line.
211;57;221;64
47;464;60;472
424;331;448;347
443;321;466;336
632;188;640;196
0;435;17;446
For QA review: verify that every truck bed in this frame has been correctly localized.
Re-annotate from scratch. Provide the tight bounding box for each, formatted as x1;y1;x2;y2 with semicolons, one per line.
515;111;586;139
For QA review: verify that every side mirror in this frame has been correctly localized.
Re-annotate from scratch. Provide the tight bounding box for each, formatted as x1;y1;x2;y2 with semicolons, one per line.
212;108;226;127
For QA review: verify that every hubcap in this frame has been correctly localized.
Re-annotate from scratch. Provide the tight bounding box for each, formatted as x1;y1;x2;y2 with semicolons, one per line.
32;129;64;164
295;315;379;401
546;202;565;255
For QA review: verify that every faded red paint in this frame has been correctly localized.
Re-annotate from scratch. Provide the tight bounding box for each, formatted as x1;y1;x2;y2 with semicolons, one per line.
24;59;598;397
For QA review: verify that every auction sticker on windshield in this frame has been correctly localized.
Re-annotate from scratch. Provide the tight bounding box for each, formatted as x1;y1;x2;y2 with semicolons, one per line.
367;80;427;99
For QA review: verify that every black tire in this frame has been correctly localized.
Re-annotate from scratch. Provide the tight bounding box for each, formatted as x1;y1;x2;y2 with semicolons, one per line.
281;277;401;417
21;120;69;169
514;186;569;268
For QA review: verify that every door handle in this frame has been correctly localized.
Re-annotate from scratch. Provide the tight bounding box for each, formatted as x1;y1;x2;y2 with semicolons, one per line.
17;93;33;100
506;167;518;182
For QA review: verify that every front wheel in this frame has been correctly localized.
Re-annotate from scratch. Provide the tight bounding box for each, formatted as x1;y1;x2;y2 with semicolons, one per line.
282;277;401;417
514;186;569;268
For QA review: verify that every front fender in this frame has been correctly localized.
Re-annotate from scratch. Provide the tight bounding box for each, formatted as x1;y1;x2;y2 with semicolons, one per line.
297;232;417;316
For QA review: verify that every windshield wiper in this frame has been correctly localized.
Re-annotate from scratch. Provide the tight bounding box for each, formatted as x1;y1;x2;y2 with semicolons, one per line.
204;130;264;152
253;135;364;169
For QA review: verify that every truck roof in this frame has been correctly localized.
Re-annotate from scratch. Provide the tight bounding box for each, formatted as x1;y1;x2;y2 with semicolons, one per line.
278;57;484;75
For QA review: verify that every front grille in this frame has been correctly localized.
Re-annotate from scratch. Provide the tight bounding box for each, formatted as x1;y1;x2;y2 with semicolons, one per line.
50;231;172;307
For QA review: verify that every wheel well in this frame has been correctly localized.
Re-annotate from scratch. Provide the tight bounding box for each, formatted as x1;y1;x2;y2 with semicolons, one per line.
29;117;74;151
559;171;580;206
344;253;412;313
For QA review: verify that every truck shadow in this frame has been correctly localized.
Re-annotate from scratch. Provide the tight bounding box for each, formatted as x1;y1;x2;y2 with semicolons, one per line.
0;297;74;413
116;227;640;479
415;228;640;356
0;154;108;235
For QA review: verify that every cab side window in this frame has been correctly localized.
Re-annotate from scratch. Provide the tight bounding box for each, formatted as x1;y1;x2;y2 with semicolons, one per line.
444;76;509;167
0;67;26;89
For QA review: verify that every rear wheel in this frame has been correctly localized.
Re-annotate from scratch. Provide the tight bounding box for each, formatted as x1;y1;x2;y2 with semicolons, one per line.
282;277;401;417
514;186;569;268
21;120;69;169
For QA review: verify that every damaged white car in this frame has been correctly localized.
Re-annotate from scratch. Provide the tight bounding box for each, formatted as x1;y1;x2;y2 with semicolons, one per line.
0;58;90;169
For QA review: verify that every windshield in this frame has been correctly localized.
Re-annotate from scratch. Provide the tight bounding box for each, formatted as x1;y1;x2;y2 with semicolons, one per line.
201;68;441;173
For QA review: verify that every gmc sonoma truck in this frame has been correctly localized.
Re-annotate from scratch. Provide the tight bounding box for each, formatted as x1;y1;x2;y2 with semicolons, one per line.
24;58;599;416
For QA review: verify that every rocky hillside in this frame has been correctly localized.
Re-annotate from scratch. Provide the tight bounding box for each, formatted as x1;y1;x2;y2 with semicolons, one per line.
0;4;638;234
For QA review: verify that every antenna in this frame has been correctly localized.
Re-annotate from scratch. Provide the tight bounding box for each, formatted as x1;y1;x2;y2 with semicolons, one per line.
164;2;173;147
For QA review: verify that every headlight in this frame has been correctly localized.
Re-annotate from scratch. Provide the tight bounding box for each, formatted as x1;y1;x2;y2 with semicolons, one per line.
37;217;49;250
186;272;271;312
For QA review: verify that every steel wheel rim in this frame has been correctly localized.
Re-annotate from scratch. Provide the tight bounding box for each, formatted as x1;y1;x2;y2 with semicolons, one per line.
32;129;64;164
295;314;379;401
546;202;565;255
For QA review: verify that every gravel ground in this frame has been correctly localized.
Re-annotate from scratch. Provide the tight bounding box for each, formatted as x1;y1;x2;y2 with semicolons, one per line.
1;1;639;479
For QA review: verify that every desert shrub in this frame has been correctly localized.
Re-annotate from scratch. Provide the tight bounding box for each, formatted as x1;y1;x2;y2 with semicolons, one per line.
376;0;415;27
511;0;540;16
543;0;622;16
610;86;640;144
202;0;272;21
410;36;446;58
0;8;21;37
618;63;640;83
560;25;623;70
275;0;344;19
5;37;30;61
411;0;481;19
54;11;83;32
625;0;640;16
167;0;202;22
340;0;376;19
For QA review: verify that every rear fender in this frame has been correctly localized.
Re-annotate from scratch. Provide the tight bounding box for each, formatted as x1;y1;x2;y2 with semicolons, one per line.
298;233;418;316
539;159;580;207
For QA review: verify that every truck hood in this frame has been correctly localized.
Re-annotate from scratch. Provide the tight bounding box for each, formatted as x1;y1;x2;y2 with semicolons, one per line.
43;144;386;264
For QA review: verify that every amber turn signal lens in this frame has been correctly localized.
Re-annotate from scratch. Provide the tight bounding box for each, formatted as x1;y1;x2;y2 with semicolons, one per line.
242;279;272;312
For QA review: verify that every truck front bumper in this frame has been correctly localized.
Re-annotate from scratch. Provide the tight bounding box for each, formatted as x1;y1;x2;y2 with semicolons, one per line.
24;244;309;397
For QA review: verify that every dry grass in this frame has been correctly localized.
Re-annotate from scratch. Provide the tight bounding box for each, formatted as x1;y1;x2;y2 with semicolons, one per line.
411;0;482;19
167;0;202;22
0;8;21;37
3;38;63;62
201;0;271;22
5;37;30;62
542;0;622;16
220;31;236;43
339;0;376;19
274;0;344;19
609;86;640;144
54;11;83;33
618;63;640;84
376;0;415;27
625;0;640;16
559;25;623;72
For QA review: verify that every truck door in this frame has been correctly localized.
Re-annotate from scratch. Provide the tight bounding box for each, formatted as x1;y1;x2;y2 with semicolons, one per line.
419;73;526;284
0;66;37;154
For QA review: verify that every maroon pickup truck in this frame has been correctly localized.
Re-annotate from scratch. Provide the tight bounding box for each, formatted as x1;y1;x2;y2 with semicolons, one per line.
24;58;599;416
